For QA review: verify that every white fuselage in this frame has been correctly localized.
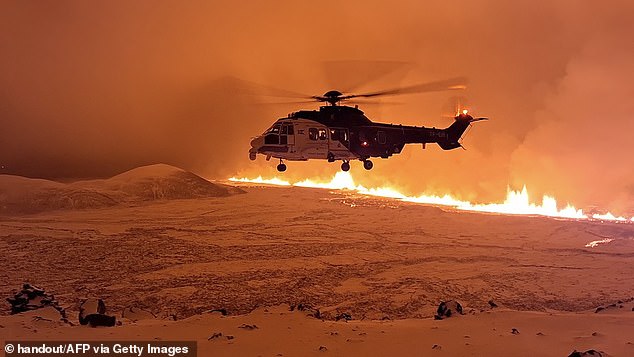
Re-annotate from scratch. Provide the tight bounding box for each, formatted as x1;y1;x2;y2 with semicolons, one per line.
250;119;358;161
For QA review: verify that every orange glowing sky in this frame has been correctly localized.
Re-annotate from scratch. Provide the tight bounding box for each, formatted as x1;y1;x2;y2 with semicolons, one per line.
1;0;632;214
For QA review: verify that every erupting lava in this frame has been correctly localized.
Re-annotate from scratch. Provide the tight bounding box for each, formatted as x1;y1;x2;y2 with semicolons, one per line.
229;172;633;222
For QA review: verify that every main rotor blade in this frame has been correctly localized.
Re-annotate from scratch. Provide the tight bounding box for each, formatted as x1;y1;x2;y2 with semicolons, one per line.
321;60;413;93
256;99;318;105
221;76;311;99
346;99;404;106
342;76;468;100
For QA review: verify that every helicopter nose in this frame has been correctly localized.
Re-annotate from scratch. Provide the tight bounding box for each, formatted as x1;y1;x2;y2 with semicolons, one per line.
250;136;262;149
249;136;263;161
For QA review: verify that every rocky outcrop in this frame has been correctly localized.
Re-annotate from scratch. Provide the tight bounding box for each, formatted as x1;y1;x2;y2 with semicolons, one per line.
79;298;116;327
6;283;67;322
434;300;463;320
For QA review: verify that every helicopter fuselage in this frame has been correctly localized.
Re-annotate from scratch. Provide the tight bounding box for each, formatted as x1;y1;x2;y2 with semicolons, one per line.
249;105;479;171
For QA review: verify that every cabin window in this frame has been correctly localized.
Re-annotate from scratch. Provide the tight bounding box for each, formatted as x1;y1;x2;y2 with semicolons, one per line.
377;131;386;144
309;128;319;141
264;133;279;145
331;129;349;143
281;125;288;135
287;124;294;135
318;129;328;140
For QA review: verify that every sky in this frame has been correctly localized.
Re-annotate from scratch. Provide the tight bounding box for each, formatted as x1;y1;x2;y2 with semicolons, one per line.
1;0;633;213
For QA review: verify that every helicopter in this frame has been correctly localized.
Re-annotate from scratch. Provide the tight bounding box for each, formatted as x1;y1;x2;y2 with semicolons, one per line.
248;77;487;172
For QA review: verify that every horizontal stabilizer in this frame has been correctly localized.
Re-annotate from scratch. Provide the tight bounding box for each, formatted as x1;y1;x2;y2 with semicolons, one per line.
439;114;487;150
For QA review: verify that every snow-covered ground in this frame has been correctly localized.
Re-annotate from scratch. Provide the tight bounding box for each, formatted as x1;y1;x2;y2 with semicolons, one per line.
1;165;633;356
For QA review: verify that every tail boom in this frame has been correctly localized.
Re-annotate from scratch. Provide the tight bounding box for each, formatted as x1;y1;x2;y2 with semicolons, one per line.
437;113;485;150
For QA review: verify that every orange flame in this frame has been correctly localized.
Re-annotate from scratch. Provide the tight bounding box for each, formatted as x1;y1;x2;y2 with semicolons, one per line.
229;172;632;222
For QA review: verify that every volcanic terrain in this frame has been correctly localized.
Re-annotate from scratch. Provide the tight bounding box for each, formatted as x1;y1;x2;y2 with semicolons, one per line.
1;165;633;356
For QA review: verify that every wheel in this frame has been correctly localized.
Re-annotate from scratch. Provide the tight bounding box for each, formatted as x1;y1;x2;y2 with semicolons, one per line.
341;162;350;172
363;160;373;170
277;163;287;172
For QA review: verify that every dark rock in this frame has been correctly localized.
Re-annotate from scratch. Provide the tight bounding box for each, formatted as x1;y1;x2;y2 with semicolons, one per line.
238;324;258;330
568;350;604;357
432;344;442;350
596;301;629;313
335;313;352;321
210;308;227;316
488;300;498;308
291;303;310;311
21;284;46;300
226;335;235;340
290;303;321;319
79;299;116;327
6;283;67;321
434;300;463;320
319;346;328;352
83;314;116;327
536;332;544;336
208;332;223;340
511;328;520;335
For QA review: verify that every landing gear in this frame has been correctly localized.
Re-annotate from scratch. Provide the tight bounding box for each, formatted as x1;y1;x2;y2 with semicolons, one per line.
363;159;373;170
277;159;287;172
341;161;350;172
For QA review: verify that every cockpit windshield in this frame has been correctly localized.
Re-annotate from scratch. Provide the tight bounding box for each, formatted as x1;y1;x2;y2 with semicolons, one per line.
263;121;294;145
266;124;281;134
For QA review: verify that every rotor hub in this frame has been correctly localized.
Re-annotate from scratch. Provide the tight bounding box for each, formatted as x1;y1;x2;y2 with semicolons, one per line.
321;90;344;106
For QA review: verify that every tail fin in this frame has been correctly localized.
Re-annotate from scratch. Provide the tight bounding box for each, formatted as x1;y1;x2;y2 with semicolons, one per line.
438;113;486;150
